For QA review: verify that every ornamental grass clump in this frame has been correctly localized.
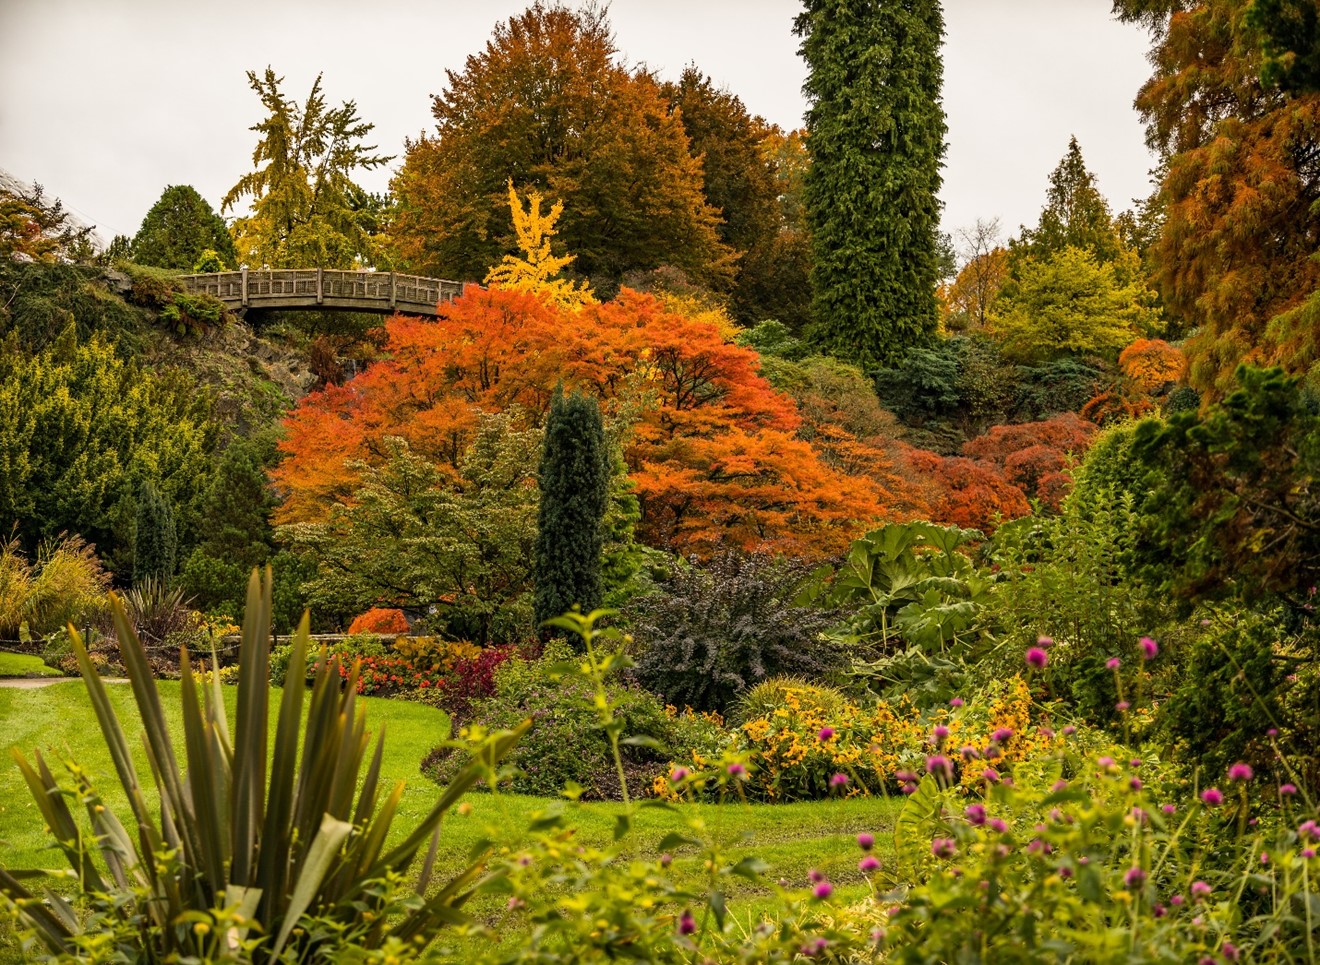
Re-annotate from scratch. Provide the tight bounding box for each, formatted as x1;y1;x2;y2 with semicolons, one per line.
0;568;526;963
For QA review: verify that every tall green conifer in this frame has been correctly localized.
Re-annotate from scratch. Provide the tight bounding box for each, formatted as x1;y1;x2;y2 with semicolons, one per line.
534;390;610;639
796;0;946;367
134;479;177;584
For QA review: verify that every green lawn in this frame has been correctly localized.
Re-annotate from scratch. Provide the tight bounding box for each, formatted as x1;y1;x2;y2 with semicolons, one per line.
0;679;901;958
0;652;61;678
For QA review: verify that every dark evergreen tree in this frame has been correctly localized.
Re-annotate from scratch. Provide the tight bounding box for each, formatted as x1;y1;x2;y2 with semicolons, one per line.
796;0;946;367
534;390;610;639
131;185;239;270
133;478;178;584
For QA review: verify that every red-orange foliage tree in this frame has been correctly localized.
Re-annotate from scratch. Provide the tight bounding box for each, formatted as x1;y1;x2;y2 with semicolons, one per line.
960;412;1097;511
274;286;925;558
903;450;1031;532
346;607;409;635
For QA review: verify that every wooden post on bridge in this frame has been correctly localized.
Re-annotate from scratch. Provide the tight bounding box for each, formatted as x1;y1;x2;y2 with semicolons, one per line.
240;267;248;308
390;271;397;309
317;268;323;305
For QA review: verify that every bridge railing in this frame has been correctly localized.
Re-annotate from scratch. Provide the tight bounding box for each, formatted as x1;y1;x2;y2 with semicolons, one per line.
177;269;466;312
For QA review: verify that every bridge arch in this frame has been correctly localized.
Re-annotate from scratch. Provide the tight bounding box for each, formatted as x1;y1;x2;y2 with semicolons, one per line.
176;268;468;316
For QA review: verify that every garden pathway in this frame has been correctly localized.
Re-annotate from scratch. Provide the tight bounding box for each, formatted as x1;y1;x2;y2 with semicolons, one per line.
0;677;126;689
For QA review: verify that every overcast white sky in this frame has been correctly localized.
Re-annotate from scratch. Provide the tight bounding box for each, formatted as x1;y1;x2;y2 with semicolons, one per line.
0;0;1158;258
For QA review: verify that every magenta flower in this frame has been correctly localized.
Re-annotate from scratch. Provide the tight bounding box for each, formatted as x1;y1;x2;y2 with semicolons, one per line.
830;773;849;788
1280;783;1298;795
670;767;689;782
678;909;696;935
1062;725;1076;736
1223;941;1240;962
1171;894;1184;906
857;832;875;850
727;762;746;777
1299;820;1319;840
982;767;1001;783
1115;701;1130;712
1161;804;1176;815
858;855;880;872
965;803;987;825
1037;635;1054;648
1200;787;1224;806
949;697;964;707
1191;880;1212;898
1304;848;1316;859
817;726;835;741
931;838;956;859
1267;727;1279;738
813;881;833;900
988;818;1008;833
1130;777;1142;791
960;745;979;760
926;755;953;779
809;869;824;883
1025;647;1048;669
1051;779;1069;792
901;782;918;795
932;724;950;741
1227;762;1253;782
992;727;1014;743
1140;636;1159;659
1098;756;1116;768
1106;657;1121;670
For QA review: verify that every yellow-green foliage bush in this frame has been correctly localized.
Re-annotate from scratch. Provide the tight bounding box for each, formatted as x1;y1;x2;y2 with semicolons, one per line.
0;536;108;638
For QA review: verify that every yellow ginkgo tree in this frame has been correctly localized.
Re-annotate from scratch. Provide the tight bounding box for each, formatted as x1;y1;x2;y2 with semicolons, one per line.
484;181;596;310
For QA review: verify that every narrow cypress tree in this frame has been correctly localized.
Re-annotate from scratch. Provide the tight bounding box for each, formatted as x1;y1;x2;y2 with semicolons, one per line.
796;0;946;367
133;479;177;584
534;390;610;638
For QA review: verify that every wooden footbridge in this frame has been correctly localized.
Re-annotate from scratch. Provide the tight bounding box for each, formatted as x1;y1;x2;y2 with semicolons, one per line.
177;268;468;316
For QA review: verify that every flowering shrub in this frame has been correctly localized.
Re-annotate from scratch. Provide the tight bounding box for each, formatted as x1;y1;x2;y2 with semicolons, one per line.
654;676;1040;802
346;606;409;634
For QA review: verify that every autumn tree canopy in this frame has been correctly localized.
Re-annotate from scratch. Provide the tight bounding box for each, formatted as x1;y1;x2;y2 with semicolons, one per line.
389;4;732;290
1114;0;1320;393
274;285;929;559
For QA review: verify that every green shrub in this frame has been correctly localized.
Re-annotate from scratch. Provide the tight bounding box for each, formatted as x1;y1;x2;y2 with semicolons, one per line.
426;641;670;800
628;553;843;714
0;569;525;962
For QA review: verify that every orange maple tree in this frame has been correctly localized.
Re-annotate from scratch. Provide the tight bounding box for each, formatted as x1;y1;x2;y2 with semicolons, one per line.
960;413;1096;511
346;607;409;635
903;450;1031;533
274;285;924;558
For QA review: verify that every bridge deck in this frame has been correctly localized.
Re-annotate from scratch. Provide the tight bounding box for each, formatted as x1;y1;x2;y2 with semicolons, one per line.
177;269;466;316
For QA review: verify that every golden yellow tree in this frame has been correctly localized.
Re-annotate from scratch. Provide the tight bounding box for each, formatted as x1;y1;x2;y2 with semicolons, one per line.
484;181;595;310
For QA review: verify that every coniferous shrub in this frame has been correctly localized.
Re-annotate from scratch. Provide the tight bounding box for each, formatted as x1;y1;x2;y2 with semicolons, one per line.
133;478;177;584
534;389;610;635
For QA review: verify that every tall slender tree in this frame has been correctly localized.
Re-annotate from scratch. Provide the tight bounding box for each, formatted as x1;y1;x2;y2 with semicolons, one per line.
134;478;177;584
796;0;946;367
534;389;610;637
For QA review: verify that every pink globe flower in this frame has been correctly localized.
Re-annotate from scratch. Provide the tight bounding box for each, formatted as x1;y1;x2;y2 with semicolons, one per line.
931;838;957;859
670;767;689;782
809;869;824;883
1200;787;1224;806
1037;635;1054;648
1140;636;1159;659
678;909;696;935
932;724;950;741
1106;657;1121;670
1115;701;1130;713
858;855;880;873
1124;866;1146;888
1227;762;1253;782
857;832;875;850
1191;880;1212;898
991;727;1014;743
949;697;964;707
727;762;746;778
1280;783;1298;795
830;773;849;788
1026;647;1049;669
988;818;1008;833
965;803;987;825
1062;725;1076;736
817;726;835;741
925;755;953;780
813;881;833;900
